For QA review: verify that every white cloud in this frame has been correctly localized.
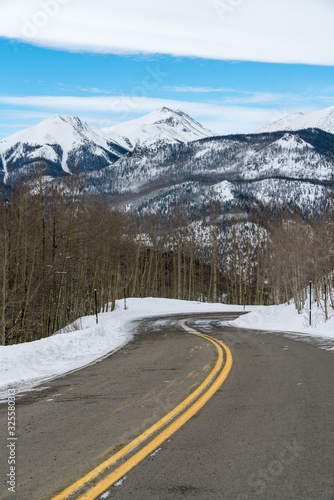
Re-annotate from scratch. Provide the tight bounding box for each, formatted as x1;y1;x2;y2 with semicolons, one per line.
0;94;273;118
222;92;296;105
0;94;279;135
0;109;54;120
0;0;333;65
317;95;334;103
164;88;308;105
164;86;236;93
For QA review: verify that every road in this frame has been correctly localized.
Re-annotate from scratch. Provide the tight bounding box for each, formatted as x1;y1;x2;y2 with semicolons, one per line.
0;313;333;499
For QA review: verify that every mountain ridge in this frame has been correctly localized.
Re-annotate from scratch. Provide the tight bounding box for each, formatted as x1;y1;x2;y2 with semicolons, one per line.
0;114;129;182
60;128;334;215
0;108;215;183
102;107;215;150
259;104;334;135
1;107;334;215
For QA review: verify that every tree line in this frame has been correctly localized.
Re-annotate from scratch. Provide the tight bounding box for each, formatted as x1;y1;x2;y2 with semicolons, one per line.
0;177;333;345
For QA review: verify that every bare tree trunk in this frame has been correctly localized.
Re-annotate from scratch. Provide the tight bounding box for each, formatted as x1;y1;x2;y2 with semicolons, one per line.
1;230;8;345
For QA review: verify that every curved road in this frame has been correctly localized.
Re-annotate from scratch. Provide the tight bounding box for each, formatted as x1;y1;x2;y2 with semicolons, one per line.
0;313;333;499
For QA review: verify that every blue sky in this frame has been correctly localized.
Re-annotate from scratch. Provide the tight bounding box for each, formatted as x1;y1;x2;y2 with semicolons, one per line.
0;0;334;139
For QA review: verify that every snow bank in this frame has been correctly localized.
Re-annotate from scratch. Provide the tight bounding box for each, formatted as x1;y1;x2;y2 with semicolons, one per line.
230;299;334;340
2;296;332;399
0;298;246;397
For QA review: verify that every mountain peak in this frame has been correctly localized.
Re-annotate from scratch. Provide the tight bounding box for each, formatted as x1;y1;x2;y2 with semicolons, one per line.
102;108;215;150
259;104;334;135
52;114;75;121
0;113;128;180
0;108;214;183
158;106;175;113
50;114;88;129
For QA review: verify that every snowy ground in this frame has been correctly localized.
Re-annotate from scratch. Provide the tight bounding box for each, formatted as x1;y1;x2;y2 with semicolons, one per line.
230;298;334;339
1;297;333;400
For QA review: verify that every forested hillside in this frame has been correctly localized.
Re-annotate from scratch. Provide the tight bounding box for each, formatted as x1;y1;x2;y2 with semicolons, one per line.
1;176;333;345
63;128;334;216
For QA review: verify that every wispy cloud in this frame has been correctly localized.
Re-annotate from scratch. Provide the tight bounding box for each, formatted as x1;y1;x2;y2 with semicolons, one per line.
165;88;311;106
0;109;54;120
221;92;298;105
0;94;280;135
0;94;273;119
80;87;104;94
316;95;334;103
0;0;333;65
164;85;236;93
56;83;116;94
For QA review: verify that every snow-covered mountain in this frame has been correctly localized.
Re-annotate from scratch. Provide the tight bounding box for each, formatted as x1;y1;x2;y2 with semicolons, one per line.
64;129;334;214
0;108;214;184
0;115;128;183
2;108;334;215
259;105;334;134
102;107;215;150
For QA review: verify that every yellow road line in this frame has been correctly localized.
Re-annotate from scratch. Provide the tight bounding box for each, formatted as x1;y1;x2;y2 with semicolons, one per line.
51;318;232;500
78;334;232;499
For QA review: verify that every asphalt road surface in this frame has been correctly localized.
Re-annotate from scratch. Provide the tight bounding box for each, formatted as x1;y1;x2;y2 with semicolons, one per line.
0;313;333;500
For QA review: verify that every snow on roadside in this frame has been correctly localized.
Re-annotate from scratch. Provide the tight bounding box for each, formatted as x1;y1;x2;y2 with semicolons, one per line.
230;299;334;343
0;298;247;398
1;297;333;400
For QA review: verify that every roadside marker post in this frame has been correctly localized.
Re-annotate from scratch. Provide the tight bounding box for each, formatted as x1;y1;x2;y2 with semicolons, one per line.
309;281;312;326
324;283;328;320
95;289;98;324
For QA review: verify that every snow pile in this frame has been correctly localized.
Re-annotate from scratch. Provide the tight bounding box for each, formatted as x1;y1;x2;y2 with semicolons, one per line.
230;298;334;340
0;298;245;397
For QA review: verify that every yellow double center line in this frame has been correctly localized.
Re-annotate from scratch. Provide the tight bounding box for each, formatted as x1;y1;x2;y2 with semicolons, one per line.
51;318;233;500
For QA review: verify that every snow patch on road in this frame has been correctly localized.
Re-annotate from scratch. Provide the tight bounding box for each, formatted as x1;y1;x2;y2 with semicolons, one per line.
114;476;127;487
